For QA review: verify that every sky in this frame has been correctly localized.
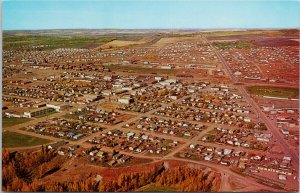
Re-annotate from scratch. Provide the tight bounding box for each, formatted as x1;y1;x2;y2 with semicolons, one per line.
2;0;300;30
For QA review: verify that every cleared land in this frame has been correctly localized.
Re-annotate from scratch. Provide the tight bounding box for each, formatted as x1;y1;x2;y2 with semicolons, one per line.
97;102;121;110
2;131;52;148
2;117;32;128
247;86;299;99
99;37;153;49
153;35;198;47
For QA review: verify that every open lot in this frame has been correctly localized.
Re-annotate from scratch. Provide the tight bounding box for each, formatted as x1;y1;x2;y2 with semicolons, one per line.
99;36;153;49
2;130;52;148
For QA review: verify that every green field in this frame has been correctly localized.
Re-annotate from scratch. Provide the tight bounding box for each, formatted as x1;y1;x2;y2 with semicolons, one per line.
2;131;52;148
140;184;177;192
3;33;116;50
106;65;178;75
247;86;299;99
2;117;32;128
213;40;253;49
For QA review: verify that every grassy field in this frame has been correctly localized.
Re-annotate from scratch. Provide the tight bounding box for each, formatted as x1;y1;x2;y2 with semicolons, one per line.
213;40;253;49
106;65;178;75
247;86;299;98
2;117;32;128
140;184;177;192
2;131;52;148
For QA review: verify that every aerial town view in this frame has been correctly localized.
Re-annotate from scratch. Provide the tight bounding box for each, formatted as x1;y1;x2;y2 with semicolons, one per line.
2;0;299;192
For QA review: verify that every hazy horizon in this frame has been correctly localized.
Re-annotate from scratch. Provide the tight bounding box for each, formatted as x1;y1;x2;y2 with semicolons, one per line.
3;27;299;32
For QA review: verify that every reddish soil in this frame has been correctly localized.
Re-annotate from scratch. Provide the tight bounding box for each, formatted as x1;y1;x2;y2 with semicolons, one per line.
252;37;299;47
207;34;271;41
208;34;299;47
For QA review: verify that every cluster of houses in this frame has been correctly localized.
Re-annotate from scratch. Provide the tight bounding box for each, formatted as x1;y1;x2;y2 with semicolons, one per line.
131;79;208;104
34;38;217;72
154;105;252;127
222;46;298;83
53;62;107;72
201;127;271;151
86;38;219;68
180;143;295;181
3;67;160;106
177;87;251;114
87;148;132;166
87;129;178;155
70;106;125;125
223;50;263;81
262;104;299;132
3;85;59;101
157;41;218;65
3;96;28;106
3;48;90;66
25;118;104;140
124;116;206;138
118;101;161;113
30;73;152;102
55;143;82;158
